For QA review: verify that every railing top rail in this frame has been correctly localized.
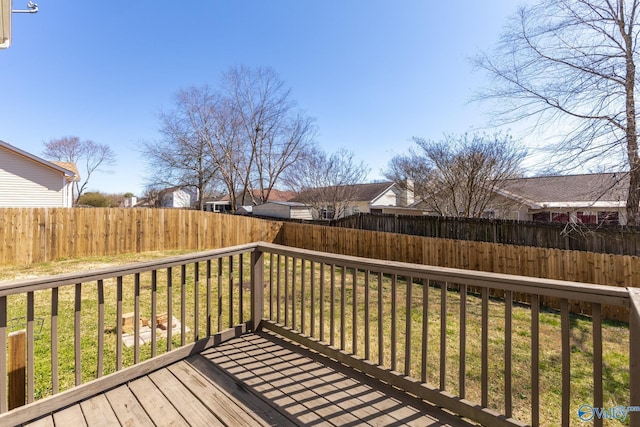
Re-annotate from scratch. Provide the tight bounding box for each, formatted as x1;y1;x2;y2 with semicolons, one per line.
257;242;632;307
0;243;258;297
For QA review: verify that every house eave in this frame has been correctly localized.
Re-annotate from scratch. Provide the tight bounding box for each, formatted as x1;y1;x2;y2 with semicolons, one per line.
537;201;626;209
0;140;78;179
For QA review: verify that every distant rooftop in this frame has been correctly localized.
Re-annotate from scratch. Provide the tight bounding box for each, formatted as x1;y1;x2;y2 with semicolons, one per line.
496;172;629;205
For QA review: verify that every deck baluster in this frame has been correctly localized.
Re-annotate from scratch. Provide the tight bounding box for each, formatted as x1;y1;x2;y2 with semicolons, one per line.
481;286;488;407
310;260;315;338
151;271;157;358
26;291;34;403
229;256;234;328
276;254;281;324
284;256;289;327
405;277;412;377
440;282;447;390
269;253;274;321
353;268;358;356
52;288;59;392
421;279;428;384
364;270;370;361
181;265;186;346
391;274;397;372
531;293;540;427
239;254;243;324
505;290;512;418
292;257;297;330
340;266;346;351
116;277;123;369
167;268;173;352
592;302;602;427
561;298;570;427
330;264;335;347
459;283;467;398
378;272;383;366
75;284;82;385
134;273;141;364
301;259;306;335
194;262;199;341
217;259;223;332
319;263;325;342
206;260;211;337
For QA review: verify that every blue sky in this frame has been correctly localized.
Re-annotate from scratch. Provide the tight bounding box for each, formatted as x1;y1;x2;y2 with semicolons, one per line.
1;1;522;195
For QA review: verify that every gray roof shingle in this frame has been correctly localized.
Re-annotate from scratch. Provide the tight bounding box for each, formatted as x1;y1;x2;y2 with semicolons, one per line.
496;173;629;205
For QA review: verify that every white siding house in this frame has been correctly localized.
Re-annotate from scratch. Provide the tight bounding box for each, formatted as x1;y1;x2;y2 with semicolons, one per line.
158;186;199;208
0;140;78;208
253;201;314;220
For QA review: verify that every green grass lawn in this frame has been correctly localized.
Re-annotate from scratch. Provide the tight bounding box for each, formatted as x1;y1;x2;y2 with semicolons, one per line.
0;251;630;427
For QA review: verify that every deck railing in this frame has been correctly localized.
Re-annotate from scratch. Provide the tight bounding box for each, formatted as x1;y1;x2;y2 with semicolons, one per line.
0;241;638;427
0;243;262;421
256;242;640;427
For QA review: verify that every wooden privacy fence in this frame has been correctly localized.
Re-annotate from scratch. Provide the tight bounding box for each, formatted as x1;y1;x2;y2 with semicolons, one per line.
1;208;637;320
276;222;640;321
0;208;282;265
329;213;640;256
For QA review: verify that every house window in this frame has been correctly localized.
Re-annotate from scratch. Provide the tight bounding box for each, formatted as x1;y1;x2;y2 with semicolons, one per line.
598;211;619;225
320;207;335;220
551;212;569;223
532;212;550;222
577;212;596;224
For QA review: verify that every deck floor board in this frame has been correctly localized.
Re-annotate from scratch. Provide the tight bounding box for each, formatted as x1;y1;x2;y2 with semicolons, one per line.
12;331;478;427
80;394;121;427
105;385;155;427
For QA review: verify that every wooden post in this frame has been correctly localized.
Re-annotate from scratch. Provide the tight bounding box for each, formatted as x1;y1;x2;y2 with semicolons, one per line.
8;330;26;410
628;288;640;427
251;249;265;332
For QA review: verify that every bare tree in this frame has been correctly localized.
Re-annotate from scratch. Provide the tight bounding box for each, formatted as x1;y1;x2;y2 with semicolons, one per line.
221;66;316;205
474;0;640;224
153;67;316;213
284;148;370;220
43;136;116;204
141;90;222;211
385;133;525;218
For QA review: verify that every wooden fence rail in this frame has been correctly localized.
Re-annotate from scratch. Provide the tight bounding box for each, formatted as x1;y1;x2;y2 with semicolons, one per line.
329;213;640;256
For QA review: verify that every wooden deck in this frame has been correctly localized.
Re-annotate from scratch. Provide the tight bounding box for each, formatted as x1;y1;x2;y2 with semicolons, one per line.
21;331;477;427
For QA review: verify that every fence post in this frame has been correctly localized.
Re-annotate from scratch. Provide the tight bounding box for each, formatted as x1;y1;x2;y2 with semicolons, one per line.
8;330;26;410
251;247;265;332
629;287;640;427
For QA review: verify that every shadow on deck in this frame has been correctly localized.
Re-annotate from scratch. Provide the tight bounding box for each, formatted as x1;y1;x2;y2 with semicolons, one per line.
22;330;477;427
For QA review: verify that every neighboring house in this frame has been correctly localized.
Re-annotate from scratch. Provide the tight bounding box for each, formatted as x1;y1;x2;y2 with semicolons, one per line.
204;189;297;213
290;181;415;220
158;186;199;208
490;173;629;225
0;140;79;208
252;201;314;220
